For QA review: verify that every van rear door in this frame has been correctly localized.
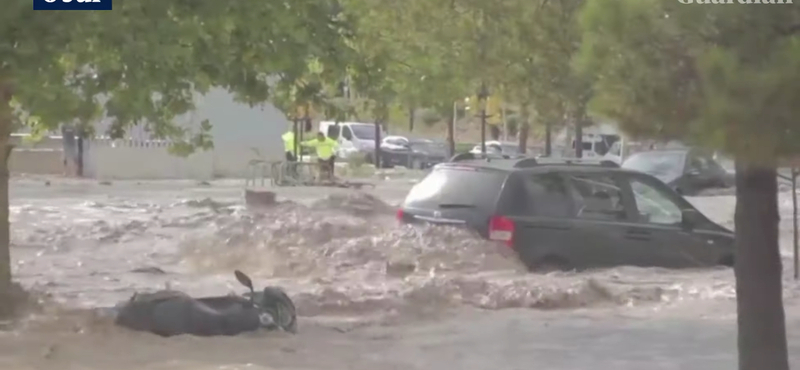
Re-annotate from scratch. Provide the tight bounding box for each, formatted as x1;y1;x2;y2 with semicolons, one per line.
400;166;509;235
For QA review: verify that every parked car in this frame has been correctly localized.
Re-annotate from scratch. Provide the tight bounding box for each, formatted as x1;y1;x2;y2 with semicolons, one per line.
397;154;735;271
713;151;795;186
380;136;447;169
621;148;734;195
469;141;520;156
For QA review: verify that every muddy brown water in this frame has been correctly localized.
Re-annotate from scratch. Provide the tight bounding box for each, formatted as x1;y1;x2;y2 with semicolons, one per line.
3;178;800;369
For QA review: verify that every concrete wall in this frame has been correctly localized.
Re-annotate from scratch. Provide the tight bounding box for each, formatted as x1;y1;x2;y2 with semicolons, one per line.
11;88;290;179
10;149;63;175
84;139;215;180
88;88;288;179
198;88;288;178
9;134;65;175
83;138;274;180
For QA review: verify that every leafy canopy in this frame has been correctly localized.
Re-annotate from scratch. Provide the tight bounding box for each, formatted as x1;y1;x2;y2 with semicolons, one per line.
577;0;800;163
2;0;347;151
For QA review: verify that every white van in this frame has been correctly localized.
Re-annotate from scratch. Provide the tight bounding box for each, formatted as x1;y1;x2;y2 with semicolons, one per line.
318;121;385;160
567;133;620;160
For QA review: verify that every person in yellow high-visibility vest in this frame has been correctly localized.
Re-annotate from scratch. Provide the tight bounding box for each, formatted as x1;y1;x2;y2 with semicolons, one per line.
282;129;296;162
301;132;339;180
281;129;298;179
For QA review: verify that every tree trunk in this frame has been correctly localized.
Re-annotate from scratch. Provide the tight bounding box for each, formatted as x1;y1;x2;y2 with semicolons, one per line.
61;125;76;176
480;106;487;154
374;104;387;168
408;107;415;132
490;125;500;141
0;81;13;317
518;122;529;154
76;127;86;177
374;120;381;168
734;162;789;370
446;110;455;158
574;116;583;158
545;122;552;156
518;105;530;154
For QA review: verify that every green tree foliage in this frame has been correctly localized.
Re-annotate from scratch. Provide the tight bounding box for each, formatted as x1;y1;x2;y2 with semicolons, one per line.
578;1;800;369
0;0;347;316
340;0;477;126
482;0;589;150
366;0;592;150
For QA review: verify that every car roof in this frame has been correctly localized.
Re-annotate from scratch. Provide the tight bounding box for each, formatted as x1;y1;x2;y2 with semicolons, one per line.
438;154;632;175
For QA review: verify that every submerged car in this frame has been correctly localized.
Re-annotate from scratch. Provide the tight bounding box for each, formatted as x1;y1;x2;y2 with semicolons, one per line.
380;136;447;169
621;149;734;195
397;154;735;271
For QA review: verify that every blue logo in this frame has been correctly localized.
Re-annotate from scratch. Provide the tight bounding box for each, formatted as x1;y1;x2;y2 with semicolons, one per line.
33;0;112;10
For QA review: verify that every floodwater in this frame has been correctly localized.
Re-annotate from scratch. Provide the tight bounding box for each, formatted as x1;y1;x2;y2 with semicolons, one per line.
2;177;800;369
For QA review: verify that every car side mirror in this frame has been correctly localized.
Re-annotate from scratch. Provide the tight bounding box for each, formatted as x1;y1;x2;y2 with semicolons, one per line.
681;209;702;230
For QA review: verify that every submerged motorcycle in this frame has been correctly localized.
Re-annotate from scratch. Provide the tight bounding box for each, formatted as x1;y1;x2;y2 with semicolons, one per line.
114;270;297;337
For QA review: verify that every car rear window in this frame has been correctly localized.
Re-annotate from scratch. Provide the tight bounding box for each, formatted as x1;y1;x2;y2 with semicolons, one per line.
402;167;508;209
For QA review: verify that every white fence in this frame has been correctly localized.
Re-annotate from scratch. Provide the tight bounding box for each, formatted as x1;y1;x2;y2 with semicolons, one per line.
83;138;277;180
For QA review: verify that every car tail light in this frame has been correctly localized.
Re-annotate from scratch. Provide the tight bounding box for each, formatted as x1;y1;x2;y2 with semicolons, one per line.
488;215;514;247
396;209;405;222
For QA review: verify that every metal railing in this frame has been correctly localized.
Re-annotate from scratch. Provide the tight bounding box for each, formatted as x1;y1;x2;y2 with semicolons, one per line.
245;160;321;187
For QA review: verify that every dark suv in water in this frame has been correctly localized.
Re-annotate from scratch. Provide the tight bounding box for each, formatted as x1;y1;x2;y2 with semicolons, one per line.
397;155;735;271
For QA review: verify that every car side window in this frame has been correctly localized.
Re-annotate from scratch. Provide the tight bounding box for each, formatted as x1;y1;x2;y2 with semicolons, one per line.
688;153;711;172
341;126;353;140
512;173;573;218
608;142;621;156
326;125;340;139
629;178;682;225
566;174;626;221
706;156;726;174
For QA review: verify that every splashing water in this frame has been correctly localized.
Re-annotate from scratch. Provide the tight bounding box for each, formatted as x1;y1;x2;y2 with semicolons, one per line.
177;193;745;317
10;191;800;325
